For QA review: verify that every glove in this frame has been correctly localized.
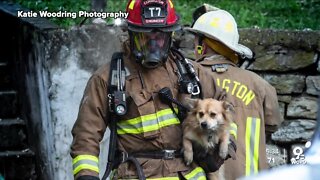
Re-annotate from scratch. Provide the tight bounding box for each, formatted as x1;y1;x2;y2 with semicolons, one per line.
77;175;100;180
193;136;237;173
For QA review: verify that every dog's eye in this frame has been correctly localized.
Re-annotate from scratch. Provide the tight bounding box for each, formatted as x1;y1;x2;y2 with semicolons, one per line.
198;112;204;118
210;112;216;118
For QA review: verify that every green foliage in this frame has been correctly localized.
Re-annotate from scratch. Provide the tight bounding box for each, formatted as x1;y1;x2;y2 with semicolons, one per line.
174;0;320;30
9;0;320;30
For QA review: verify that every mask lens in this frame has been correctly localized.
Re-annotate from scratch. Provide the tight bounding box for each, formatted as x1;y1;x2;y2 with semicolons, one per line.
132;31;171;68
134;32;170;50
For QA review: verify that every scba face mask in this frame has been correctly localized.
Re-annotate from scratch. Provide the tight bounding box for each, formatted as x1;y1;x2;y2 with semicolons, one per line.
131;31;171;69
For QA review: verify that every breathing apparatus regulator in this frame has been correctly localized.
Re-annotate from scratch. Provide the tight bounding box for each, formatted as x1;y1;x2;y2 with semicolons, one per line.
171;48;201;96
126;0;181;68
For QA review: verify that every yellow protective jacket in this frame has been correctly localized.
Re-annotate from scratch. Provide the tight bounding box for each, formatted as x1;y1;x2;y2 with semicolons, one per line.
197;55;283;180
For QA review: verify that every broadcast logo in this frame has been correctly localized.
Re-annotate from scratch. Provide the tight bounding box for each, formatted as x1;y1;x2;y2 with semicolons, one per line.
290;142;310;165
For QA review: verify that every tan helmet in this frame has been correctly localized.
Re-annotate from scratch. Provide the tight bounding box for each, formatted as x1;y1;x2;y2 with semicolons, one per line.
185;10;253;59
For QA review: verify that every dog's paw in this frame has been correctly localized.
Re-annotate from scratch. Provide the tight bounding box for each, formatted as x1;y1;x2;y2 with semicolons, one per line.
184;151;193;166
219;146;228;159
219;140;229;159
219;143;228;159
219;149;228;159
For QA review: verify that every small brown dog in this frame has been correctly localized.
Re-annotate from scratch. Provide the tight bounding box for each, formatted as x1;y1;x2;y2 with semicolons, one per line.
182;97;235;180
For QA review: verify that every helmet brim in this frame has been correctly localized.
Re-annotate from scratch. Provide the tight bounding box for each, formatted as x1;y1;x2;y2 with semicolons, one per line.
185;27;253;59
128;23;182;32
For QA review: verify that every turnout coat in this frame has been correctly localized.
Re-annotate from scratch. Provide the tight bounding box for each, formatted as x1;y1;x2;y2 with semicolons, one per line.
197;55;283;180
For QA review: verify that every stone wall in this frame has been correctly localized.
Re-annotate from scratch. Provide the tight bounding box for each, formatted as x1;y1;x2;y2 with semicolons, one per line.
242;29;319;167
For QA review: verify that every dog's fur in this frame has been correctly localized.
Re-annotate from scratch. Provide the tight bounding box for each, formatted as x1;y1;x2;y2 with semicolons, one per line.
182;98;235;180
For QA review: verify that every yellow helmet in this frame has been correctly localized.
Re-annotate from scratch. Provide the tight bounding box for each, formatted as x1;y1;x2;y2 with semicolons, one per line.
185;10;253;59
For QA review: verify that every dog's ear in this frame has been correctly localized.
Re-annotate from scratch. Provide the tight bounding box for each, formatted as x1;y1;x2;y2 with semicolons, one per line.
182;97;199;110
223;101;235;113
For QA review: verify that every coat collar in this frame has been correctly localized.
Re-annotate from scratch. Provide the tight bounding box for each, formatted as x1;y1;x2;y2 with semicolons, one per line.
196;54;237;67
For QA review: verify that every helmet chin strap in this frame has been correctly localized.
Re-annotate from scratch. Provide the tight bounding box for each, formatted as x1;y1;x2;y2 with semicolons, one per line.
195;35;209;60
196;35;204;55
129;31;145;65
196;35;208;56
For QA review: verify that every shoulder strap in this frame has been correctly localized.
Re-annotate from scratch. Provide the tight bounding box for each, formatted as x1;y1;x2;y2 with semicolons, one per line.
102;52;124;180
103;52;146;180
108;52;125;97
108;52;127;116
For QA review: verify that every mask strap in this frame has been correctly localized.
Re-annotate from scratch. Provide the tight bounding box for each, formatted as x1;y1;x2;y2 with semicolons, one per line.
134;33;142;51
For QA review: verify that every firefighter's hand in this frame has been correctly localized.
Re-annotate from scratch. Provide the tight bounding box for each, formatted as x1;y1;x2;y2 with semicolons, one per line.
193;137;237;172
77;175;99;180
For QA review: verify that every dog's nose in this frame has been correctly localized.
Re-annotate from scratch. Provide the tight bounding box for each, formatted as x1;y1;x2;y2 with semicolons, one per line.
201;122;208;129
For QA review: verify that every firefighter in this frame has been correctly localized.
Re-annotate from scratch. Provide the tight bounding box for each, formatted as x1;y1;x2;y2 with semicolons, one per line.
185;10;283;180
70;1;234;179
